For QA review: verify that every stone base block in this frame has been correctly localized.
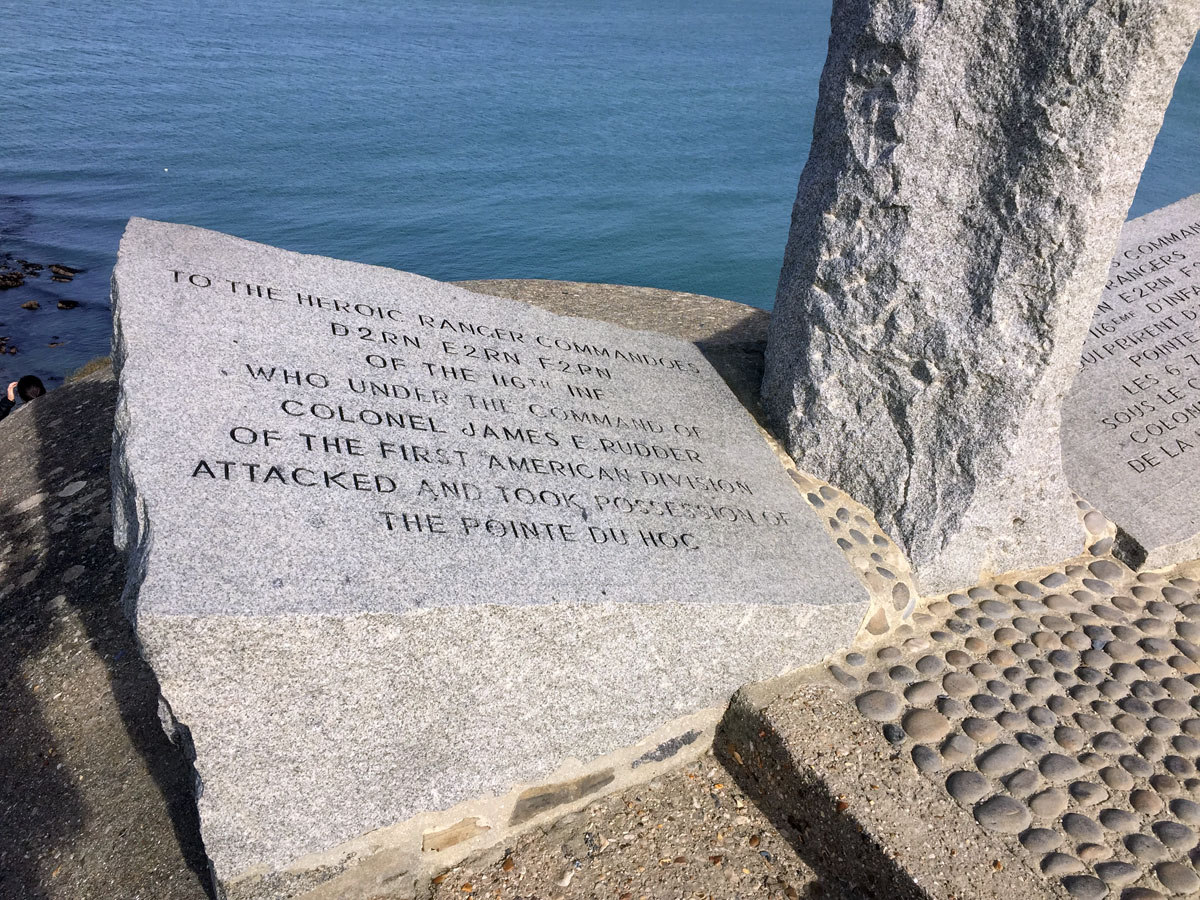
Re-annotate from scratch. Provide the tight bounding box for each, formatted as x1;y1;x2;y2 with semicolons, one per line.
143;602;861;894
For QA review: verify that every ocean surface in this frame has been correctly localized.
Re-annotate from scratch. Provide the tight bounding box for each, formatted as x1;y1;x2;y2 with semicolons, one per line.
3;0;1198;389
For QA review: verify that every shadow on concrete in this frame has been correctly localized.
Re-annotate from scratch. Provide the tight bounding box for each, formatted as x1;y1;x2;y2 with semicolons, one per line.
0;371;210;899
715;700;926;900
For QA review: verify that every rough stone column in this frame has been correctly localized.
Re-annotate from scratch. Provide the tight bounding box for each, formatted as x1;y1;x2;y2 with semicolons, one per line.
763;0;1199;594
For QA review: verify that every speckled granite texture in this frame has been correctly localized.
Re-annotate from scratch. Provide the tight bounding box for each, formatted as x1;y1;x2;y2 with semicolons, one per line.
110;221;867;887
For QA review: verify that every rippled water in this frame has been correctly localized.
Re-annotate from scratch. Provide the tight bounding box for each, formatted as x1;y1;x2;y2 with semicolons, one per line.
3;0;1197;388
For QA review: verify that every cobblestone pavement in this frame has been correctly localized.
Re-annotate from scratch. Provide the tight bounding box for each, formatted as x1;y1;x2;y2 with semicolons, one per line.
818;551;1200;899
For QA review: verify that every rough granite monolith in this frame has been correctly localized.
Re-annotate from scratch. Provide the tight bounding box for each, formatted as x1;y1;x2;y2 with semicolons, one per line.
762;0;1199;594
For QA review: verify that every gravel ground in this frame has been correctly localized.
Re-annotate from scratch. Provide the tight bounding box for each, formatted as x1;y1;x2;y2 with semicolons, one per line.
429;752;855;900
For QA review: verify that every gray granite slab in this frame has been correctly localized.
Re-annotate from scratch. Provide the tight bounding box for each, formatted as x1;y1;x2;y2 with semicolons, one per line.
1063;194;1200;567
110;219;867;885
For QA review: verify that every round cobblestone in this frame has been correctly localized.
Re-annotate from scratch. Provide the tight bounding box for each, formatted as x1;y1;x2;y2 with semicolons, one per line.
1063;813;1104;843
1126;833;1170;861
1004;768;1040;796
855;690;901;721
971;694;1005;715
1127;790;1163;817
939;733;975;764
1021;827;1063;852
1101;767;1136;791
977;743;1025;775
912;744;942;773
1030;787;1069;818
1151;820;1196;850
1169;797;1200;824
1099;808;1140;833
1155;860;1200;894
915;655;943;676
1041;753;1086;781
974;794;1031;833
1094;860;1140;887
904;680;939;706
1062;875;1108;899
1070;781;1109;806
1042;852;1085;875
1078;842;1113;862
962;717;999;743
1029;706;1058;728
946;770;990;805
1120;888;1166;900
902;708;951;742
1056;726;1088;751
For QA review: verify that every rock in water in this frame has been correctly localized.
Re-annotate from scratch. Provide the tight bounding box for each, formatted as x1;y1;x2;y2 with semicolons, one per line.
762;0;1199;594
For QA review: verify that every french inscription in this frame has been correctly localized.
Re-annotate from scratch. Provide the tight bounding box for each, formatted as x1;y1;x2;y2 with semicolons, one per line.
1063;197;1200;559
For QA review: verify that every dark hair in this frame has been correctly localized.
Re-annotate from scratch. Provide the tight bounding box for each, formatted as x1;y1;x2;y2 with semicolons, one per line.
16;375;45;402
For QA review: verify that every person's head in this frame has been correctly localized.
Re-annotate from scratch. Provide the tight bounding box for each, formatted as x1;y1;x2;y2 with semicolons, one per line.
16;375;45;402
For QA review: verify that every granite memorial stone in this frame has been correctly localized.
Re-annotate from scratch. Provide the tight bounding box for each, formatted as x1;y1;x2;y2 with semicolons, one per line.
1064;193;1200;568
762;0;1199;594
111;219;867;889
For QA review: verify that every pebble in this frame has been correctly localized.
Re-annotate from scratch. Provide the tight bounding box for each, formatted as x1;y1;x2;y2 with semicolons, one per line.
1041;852;1084;875
1062;875;1108;899
942;672;976;697
973;795;1031;833
970;694;1005;715
1016;732;1049;754
901;709;950;742
1040;753;1085;781
996;710;1026;730
1093;732;1129;754
939;734;974;764
1155;860;1200;894
1069;781;1109;806
911;744;942;774
1019;827;1062;852
1055;726;1087;751
1029;788;1069;818
1028;706;1057;728
1077;842;1112;862
1126;833;1169;861
1120;755;1154;778
1004;768;1039;796
976;743;1025;775
1094;860;1140;886
946;770;989;805
915;655;943;676
1170;797;1200;824
962;717;1000;742
1120;889;1166;900
1062;813;1104;843
1151;820;1196;849
1097;808;1139;833
904;680;939;706
1130;789;1165;816
855;690;901;721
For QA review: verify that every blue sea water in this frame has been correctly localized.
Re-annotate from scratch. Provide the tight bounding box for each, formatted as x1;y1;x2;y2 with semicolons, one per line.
2;0;1197;389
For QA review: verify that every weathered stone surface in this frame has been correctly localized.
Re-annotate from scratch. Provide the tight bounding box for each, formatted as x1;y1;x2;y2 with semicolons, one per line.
1063;194;1200;569
111;220;867;886
763;0;1200;593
